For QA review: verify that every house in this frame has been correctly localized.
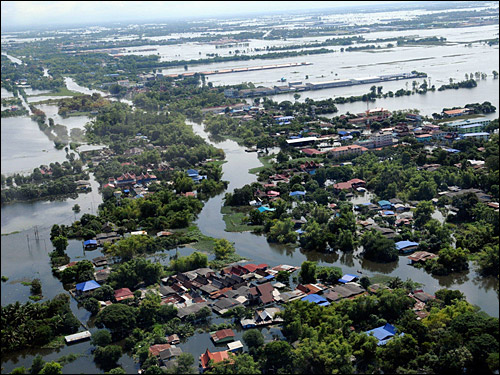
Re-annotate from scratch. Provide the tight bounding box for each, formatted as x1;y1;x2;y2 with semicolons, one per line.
333;179;364;191
92;256;108;267
331;283;366;299
257;206;275;213
378;200;392;210
412;290;435;303
338;274;358;284
415;134;432;143
149;344;172;357
167;334;180;345
156;231;174;237
159;347;183;363
255;282;275;305
301;293;330;306
364;323;401;345
329;145;368;159
395;240;419;254
210;329;235;344
75;280;101;296
289;191;306;197
227;340;243;353
114;288;134;302
94;268;111;283
200;349;231;372
84;239;98;249
374;226;396;239
407;251;438;264
212;298;241;315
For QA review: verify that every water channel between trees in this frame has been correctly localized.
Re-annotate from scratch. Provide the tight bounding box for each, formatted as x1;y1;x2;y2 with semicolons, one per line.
1;64;499;374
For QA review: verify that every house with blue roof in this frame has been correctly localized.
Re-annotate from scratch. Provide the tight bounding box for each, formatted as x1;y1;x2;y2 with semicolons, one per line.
364;323;402;345
84;239;98;249
395;240;419;254
378;200;392;210
338;274;358;284
75;280;101;295
289;191;306;197
301;294;330;306
257;206;276;213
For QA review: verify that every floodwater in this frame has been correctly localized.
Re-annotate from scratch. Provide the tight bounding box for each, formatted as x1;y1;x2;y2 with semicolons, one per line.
188;120;499;318
1;21;499;374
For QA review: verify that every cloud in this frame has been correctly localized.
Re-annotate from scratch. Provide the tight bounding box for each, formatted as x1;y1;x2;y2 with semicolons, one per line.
1;1;404;30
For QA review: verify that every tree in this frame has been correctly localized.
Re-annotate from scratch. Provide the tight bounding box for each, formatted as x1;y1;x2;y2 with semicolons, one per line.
95;304;137;339
361;230;398;262
276;270;290;285
213;238;235;259
11;367;26;374
169;353;195;374
83;297;100;315
30;355;46;374
94;345;123;369
72;204;81;213
52;235;68;256
414;201;434;228
299;261;317;283
39;361;63;374
206;353;261;374
242;329;265;350
315;266;342;284
359;276;371;290
106;368;127;374
30;278;42;295
262;340;294;373
435;289;465;306
92;329;112;347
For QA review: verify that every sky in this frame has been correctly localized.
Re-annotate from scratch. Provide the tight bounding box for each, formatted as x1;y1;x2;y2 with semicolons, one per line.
1;1;408;31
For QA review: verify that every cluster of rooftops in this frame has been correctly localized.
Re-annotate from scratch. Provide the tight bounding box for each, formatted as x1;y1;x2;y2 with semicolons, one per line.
68;257;443;372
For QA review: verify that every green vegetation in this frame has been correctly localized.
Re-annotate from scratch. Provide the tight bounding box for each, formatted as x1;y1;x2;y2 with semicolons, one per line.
1;294;80;354
221;205;264;232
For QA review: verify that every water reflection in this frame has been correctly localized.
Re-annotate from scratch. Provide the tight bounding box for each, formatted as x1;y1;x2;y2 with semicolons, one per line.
299;248;340;264
435;271;470;288
359;257;399;273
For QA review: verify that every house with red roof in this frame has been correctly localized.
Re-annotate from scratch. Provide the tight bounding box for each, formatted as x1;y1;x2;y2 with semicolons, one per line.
200;349;231;372
114;288;134;302
116;172;136;186
210;328;235;344
149;344;171;357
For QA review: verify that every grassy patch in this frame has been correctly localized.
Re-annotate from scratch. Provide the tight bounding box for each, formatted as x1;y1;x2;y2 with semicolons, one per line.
249;155;275;174
205;160;227;167
1;276;9;282
1;231;20;236
21;281;32;286
41;335;65;350
209;253;247;270
221;205;263;232
180;225;217;253
57;353;84;365
368;274;395;285
29;87;84;97
29;295;43;301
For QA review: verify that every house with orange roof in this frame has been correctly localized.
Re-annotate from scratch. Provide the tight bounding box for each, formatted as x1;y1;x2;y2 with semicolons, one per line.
200;349;231;372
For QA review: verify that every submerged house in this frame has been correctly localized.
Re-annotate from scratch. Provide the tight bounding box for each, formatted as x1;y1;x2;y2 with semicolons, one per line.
395;240;419;254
